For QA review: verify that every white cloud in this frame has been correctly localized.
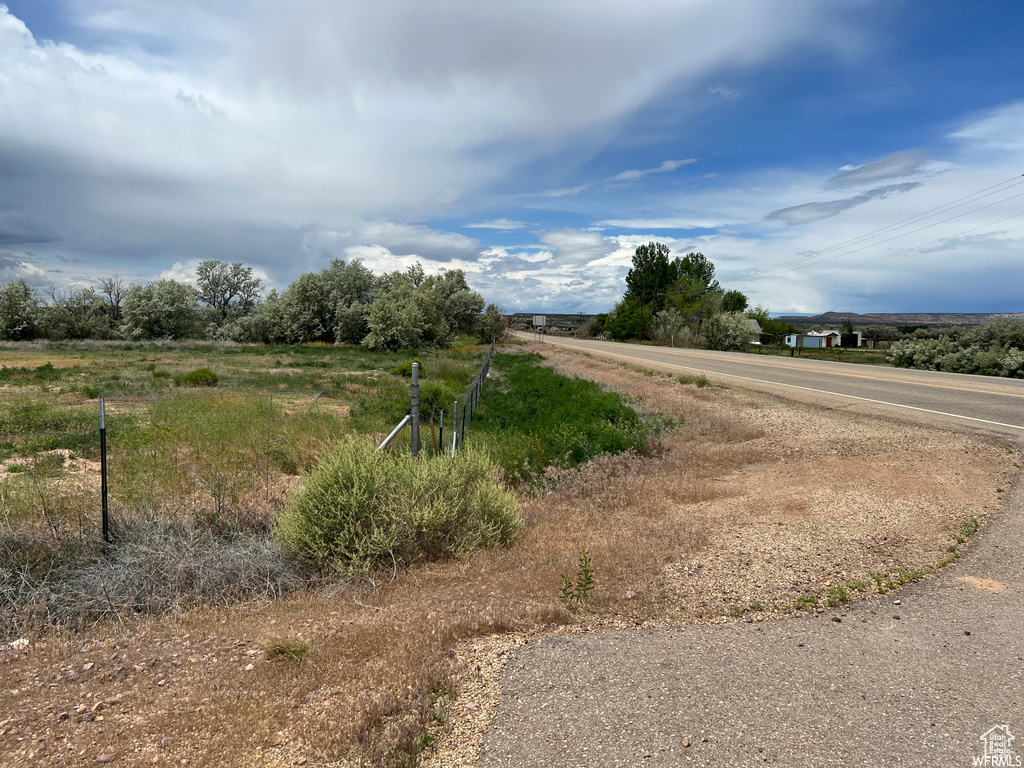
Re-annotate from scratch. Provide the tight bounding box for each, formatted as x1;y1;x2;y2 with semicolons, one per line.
824;149;930;189
949;101;1024;154
597;217;729;230
766;182;922;226
157;260;202;285
464;219;527;231
611;159;697;182
708;84;740;99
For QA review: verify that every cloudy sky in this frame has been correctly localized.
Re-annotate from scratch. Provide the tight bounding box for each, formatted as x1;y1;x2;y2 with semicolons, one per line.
1;1;1022;315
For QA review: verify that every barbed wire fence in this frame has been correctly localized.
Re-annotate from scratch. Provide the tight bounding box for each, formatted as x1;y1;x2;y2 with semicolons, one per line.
1;343;499;546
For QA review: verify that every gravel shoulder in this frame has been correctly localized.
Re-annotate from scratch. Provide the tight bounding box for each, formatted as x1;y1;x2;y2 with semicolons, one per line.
424;344;1020;768
479;468;1024;767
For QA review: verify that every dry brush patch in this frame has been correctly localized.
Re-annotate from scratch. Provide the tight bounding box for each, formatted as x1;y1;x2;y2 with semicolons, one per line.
1;343;1017;768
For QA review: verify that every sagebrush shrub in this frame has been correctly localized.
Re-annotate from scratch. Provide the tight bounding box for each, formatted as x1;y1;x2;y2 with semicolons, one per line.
180;367;219;387
275;437;521;572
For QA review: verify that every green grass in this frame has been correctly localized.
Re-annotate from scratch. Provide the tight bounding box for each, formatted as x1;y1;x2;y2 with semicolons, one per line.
469;353;652;483
0;340;489;537
795;594;818;610
677;373;713;388
825;585;850;607
869;567;925;595
0;340;656;550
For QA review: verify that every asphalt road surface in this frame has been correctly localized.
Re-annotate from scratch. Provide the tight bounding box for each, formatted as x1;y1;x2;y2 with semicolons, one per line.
517;334;1024;437
481;335;1024;767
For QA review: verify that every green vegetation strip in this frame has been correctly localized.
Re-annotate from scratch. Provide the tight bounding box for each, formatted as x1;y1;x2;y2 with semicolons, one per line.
468;352;652;483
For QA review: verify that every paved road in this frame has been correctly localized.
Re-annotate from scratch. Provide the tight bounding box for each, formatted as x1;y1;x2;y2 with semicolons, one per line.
481;335;1024;767
518;334;1024;437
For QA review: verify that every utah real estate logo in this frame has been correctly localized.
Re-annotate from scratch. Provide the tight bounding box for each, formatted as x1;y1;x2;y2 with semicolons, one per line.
975;725;1022;767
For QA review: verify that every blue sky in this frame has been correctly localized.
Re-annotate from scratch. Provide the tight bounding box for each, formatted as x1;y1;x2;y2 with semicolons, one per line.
1;1;1022;315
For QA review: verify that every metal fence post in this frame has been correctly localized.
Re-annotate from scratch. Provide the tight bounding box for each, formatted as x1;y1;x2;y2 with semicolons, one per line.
451;401;458;456
99;397;109;546
411;362;420;457
266;395;273;502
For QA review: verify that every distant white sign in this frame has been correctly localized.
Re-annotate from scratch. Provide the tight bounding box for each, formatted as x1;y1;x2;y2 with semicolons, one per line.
532;315;546;327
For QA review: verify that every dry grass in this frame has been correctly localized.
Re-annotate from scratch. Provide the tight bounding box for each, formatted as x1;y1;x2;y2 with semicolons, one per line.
262;634;314;662
1;342;1017;768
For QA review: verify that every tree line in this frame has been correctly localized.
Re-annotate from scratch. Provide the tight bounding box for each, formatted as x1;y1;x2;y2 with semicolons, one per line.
0;260;507;350
587;242;796;350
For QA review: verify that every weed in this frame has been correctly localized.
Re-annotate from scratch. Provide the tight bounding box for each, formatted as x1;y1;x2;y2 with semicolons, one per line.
391;360;426;378
677;374;712;388
825;585;850;607
795;594;818;610
750;602;765;612
870;567;925;594
559;549;594;611
947;545;957;553
996;488;1005;493
729;605;745;616
180;368;219;387
262;634;313;662
846;579;869;592
962;516;980;537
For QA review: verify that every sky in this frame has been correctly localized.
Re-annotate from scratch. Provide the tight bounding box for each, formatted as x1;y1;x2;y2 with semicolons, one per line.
1;0;1022;315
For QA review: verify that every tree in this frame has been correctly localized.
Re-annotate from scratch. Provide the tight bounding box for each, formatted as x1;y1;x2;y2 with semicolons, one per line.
675;252;720;293
195;261;263;321
98;275;130;325
701;311;756;351
362;282;425;350
222;289;289;343
862;324;901;343
475;303;508;344
425;269;485;336
0;278;40;341
652;307;689;347
40;285;110;340
121;280;200;340
625;242;673;340
281;272;334;343
721;289;748;313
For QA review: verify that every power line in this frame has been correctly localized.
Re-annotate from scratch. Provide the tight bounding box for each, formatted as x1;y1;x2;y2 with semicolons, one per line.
736;188;1024;284
747;210;1024;297
744;173;1024;280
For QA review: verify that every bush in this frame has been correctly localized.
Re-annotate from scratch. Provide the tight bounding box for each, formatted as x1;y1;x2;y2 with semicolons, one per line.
276;437;520;572
391;359;426;378
888;338;1024;379
120;279;200;340
700;311;756;351
0;278;41;341
1;522;307;635
475;303;508;345
418;379;461;422
180;368;219;387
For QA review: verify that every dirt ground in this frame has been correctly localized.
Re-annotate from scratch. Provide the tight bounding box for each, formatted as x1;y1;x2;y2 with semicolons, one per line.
1;343;1017;767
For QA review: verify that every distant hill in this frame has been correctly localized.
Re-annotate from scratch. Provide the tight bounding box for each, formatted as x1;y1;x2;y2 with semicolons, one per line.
775;311;1024;327
508;312;595;326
